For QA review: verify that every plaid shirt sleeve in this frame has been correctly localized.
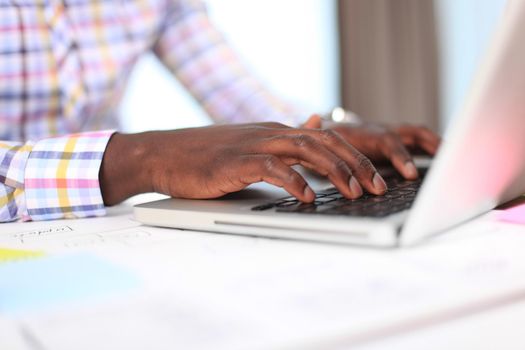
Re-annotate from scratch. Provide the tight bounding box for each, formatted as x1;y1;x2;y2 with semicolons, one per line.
0;131;114;222
153;0;305;126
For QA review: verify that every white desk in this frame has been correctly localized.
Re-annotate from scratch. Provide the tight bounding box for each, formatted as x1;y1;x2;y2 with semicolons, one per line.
1;201;525;350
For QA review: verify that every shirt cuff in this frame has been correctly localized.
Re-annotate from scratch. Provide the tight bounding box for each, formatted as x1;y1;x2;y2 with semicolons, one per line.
24;130;115;221
0;142;33;222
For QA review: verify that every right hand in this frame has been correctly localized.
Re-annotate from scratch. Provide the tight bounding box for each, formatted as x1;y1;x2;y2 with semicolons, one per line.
100;123;387;206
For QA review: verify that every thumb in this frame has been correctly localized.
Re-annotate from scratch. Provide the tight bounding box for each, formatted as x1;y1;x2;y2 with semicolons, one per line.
303;114;323;129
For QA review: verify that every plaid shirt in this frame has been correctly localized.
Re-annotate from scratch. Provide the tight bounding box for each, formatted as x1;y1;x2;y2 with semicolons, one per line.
0;0;300;222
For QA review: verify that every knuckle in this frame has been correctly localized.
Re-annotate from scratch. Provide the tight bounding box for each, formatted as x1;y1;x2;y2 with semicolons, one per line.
263;155;279;171
356;154;374;172
286;171;303;185
399;149;412;160
293;134;315;148
319;129;338;143
331;159;349;174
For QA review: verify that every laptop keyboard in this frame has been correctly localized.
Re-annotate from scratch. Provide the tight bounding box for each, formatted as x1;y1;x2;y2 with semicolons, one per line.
251;172;425;218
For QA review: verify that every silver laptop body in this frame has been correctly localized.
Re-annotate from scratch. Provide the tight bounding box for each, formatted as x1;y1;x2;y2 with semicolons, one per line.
135;1;525;247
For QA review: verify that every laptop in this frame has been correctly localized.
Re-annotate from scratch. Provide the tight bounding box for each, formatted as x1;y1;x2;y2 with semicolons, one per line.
134;1;525;247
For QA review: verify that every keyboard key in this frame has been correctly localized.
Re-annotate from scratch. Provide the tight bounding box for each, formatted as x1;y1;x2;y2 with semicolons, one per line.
314;197;337;204
317;188;339;195
276;203;318;213
251;172;425;216
276;201;299;208
251;203;274;211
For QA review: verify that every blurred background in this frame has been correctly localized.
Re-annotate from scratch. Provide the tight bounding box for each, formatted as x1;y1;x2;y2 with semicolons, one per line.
119;0;508;134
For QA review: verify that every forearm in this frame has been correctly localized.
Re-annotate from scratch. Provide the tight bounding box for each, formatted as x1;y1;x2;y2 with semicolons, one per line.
99;132;154;206
153;2;304;126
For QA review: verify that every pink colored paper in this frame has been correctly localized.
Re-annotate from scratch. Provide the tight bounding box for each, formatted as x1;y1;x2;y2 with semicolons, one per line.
498;203;525;225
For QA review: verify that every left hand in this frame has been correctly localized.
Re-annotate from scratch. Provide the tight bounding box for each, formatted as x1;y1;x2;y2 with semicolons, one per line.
303;115;441;180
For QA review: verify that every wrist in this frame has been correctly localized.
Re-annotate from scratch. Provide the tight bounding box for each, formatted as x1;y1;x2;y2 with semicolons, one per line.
99;132;153;205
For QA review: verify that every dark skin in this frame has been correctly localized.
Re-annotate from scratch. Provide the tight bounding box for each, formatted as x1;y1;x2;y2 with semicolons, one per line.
99;116;441;206
304;115;440;178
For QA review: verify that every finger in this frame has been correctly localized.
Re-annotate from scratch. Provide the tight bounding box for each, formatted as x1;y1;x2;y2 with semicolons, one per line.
418;134;440;155
381;134;419;180
418;139;440;155
412;129;440;155
239;155;316;203
417;127;441;145
303;114;323;129
255;135;363;199
276;129;387;195
398;134;417;148
398;126;441;155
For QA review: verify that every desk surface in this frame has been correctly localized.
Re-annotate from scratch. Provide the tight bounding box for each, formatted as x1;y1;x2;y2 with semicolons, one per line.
1;201;525;350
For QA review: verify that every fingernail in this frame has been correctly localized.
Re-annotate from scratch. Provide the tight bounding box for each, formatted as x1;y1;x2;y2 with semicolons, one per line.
405;161;419;178
304;186;315;200
372;173;387;193
349;176;363;197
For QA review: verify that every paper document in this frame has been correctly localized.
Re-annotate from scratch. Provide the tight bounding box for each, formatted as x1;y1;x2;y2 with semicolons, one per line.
0;253;139;315
0;248;44;263
3;207;525;349
498;200;525;225
0;210;162;251
4;212;525;350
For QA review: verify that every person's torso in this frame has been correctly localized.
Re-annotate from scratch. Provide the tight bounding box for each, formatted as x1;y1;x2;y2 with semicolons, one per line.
0;0;166;141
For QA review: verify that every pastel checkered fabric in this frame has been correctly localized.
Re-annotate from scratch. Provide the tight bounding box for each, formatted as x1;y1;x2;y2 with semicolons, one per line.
0;141;33;222
24;131;112;221
0;0;300;222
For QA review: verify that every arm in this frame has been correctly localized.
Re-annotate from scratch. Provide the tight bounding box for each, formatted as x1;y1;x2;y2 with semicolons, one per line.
151;1;441;180
99;0;439;207
0;131;113;222
152;0;303;126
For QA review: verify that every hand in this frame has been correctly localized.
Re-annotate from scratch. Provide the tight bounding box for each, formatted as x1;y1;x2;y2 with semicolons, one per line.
99;123;389;205
303;115;441;180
